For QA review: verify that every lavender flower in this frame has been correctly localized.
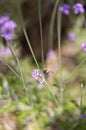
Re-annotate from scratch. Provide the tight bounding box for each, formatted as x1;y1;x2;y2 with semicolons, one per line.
32;69;39;79
46;50;56;58
67;32;75;41
32;69;45;84
59;4;70;15
73;3;85;14
82;42;86;52
1;20;17;40
38;76;45;84
0;15;9;25
0;47;11;56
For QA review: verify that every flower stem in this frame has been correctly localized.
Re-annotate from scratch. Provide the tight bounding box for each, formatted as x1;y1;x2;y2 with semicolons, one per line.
7;42;29;103
80;82;84;114
57;9;64;104
64;58;86;83
16;0;40;70
45;81;58;107
48;0;60;49
38;0;44;68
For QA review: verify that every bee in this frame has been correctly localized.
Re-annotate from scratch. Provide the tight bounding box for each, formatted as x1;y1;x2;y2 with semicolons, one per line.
41;68;53;77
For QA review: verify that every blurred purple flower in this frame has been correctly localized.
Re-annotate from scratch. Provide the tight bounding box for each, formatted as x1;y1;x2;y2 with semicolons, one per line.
82;42;86;52
32;69;45;84
38;77;45;84
73;3;85;14
67;32;75;41
59;4;70;15
38;73;45;84
0;47;11;56
0;15;9;25
1;20;17;40
47;50;56;58
13;95;19;101
32;69;39;79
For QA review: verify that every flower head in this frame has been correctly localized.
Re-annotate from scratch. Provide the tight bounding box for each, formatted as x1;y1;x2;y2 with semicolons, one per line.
67;32;76;41
82;42;86;52
38;78;45;84
46;50;56;58
32;69;39;79
0;47;11;56
32;69;45;84
1;20;17;40
38;73;45;84
73;3;85;14
59;4;70;15
0;15;9;26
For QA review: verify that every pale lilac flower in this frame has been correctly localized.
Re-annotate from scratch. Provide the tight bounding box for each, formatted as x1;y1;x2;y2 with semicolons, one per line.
80;115;86;119
32;69;39;79
38;73;45;84
67;32;75;41
38;78;45;84
0;47;11;56
13;95;18;101
1;20;17;40
32;69;45;84
59;4;70;15
73;3;85;14
0;15;9;25
47;50;56;58
82;42;86;52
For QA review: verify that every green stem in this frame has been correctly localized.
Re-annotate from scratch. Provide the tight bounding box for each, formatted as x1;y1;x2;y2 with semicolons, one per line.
2;57;21;81
45;81;58;107
80;83;84;114
64;58;86;83
7;43;29;103
16;0;40;70
48;0;60;49
38;0;44;68
57;10;63;104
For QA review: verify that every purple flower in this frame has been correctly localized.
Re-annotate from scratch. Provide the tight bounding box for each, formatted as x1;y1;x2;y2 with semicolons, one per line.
80;115;86;119
82;42;86;52
1;20;17;40
0;47;11;56
13;95;18;101
46;50;56;58
32;69;45;84
73;3;85;14
32;69;39;79
38;78;45;84
38;73;45;84
67;32;75;41
59;4;70;15
0;15;9;25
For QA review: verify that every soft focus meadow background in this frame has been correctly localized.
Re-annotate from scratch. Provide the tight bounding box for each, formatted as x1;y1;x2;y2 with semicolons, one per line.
0;0;86;130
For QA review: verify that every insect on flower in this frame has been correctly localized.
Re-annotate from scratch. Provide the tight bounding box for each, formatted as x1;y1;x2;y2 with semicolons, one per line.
41;68;53;77
32;68;53;84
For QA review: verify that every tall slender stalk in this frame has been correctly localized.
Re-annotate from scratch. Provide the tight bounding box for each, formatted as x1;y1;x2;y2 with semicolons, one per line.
16;0;40;70
57;10;64;104
7;42;29;103
45;81;58;107
2;57;21;81
38;0;44;68
80;82;84;114
64;58;86;83
48;0;59;50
